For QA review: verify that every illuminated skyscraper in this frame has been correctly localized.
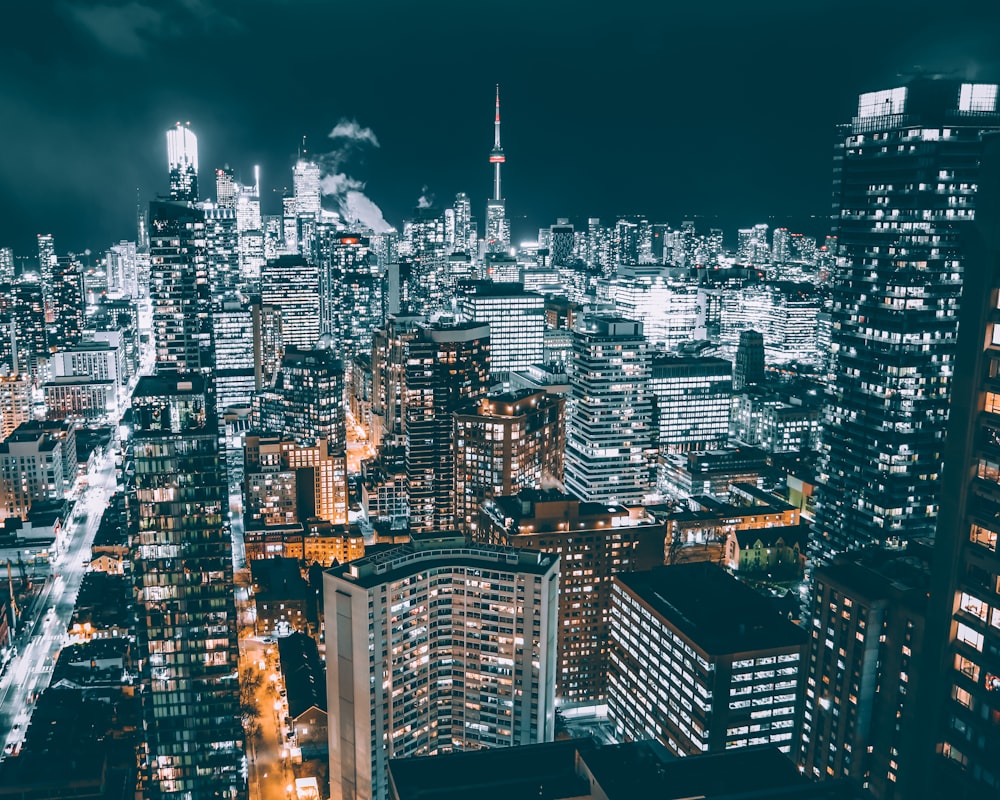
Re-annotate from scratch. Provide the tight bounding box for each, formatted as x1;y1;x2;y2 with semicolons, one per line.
814;79;1000;561
166;122;199;202
485;86;510;253
406;320;491;532
260;255;321;349
0;247;13;284
917;112;1000;799
324;537;558;800
130;374;244;799
215;165;237;209
564;315;653;505
148;200;210;374
292;158;322;219
48;255;84;351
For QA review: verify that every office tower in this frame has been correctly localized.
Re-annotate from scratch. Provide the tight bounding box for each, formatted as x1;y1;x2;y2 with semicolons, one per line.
212;297;256;411
148;200;211;375
293;158;322;219
215;165;237;209
608;272;699;351
609;563;806;756
261;255;320;349
718;284;821;366
166;122;198;202
36;233;56;293
406;320;490;532
730;393;820;453
202;204;239;295
130;374;244;799
918;115;1000;800
256;343;347;450
454;390;565;532
485;86;510;254
48;255;85;351
772;227;790;264
814;80;1000;562
564;316;653;505
317;231;382;360
250;295;283;390
12;276;48;377
800;550;929;797
106;240;138;298
479;489;665;705
649;355;732;454
549;220;575;266
452;192;472;253
457;281;545;382
733;329;765;391
323;536;559;800
0;247;13;284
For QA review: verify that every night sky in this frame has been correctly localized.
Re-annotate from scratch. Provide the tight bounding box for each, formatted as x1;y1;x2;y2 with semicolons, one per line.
1;0;998;255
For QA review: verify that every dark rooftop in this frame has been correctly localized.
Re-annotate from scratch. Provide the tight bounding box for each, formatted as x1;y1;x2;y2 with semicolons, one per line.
276;632;326;718
616;563;807;655
389;738;595;800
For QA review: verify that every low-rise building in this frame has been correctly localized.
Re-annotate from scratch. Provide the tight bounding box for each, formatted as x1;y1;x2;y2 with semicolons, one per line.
252;556;311;636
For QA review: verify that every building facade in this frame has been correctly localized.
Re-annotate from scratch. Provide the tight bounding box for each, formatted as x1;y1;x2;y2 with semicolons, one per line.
608;563;806;757
564;316;653;505
129;374;244;799
815;79;1000;560
323;537;559;800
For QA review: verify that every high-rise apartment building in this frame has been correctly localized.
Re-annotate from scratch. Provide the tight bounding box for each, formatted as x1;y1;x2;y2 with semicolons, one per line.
609;563;806;757
800;550;929;798
406;321;490;532
457;281;545;381
0;374;31;441
918;117;1000;800
564;315;653;505
212;297;256;411
129;374;244;799
166;122;199;202
49;255;85;351
261;255;321;349
814;79;1000;560
453;389;564;533
478;489;665;705
256;343;346;450
323;536;559;800
149;200;210;375
649;355;732;454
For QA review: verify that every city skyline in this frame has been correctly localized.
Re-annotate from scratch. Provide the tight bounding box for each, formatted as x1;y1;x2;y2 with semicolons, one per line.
1;1;999;253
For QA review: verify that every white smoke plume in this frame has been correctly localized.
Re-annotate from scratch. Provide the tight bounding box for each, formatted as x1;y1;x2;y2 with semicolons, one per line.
416;186;434;209
317;118;393;233
328;119;381;149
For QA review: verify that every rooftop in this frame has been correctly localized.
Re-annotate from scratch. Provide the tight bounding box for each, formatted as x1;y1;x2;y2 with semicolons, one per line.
616;563;807;655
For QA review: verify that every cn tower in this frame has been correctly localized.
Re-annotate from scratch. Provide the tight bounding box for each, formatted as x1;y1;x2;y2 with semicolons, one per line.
489;84;505;201
485;85;510;253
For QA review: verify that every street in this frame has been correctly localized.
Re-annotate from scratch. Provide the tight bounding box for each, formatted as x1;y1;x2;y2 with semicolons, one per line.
0;444;120;759
243;638;296;800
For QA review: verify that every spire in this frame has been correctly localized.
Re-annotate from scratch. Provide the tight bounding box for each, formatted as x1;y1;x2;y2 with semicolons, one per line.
494;84;502;148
